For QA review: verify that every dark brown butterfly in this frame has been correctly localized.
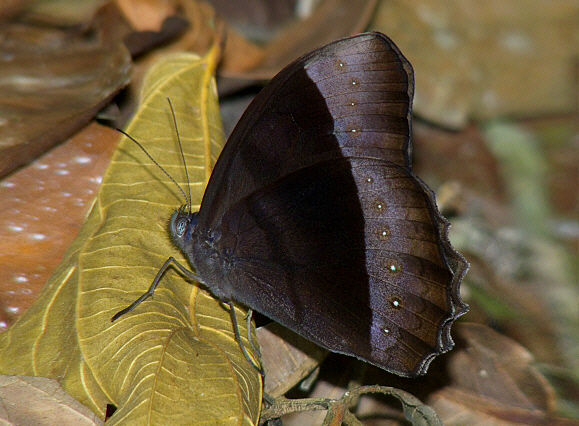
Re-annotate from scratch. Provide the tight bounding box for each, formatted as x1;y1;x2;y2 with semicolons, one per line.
114;32;468;377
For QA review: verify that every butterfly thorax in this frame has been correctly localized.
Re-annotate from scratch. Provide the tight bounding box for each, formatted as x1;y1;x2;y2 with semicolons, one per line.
168;206;234;302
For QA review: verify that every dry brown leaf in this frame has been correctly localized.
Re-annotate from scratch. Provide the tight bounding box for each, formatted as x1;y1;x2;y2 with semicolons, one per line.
219;0;379;80
428;323;563;426
115;0;178;31
0;123;120;330
259;0;378;72
219;28;266;74
413;123;507;202
371;0;579;128
0;20;131;178
449;323;556;411
209;0;297;39
126;0;251;70
0;375;103;426
258;323;327;398
169;0;221;55
430;391;579;426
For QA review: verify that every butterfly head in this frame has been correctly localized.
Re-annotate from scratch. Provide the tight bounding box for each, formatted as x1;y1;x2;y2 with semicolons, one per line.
168;205;199;252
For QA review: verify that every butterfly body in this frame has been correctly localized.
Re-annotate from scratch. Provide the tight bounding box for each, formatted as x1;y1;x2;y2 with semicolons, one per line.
165;32;468;377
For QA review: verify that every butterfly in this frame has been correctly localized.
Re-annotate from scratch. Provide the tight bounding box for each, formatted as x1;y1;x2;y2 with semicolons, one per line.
113;32;468;378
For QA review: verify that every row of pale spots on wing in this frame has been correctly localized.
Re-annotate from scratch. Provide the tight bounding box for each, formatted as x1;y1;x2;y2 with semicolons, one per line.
317;42;433;336
361;166;446;328
301;40;447;366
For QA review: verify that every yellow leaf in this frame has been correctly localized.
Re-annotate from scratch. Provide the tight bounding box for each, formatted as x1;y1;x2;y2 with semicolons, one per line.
0;45;262;425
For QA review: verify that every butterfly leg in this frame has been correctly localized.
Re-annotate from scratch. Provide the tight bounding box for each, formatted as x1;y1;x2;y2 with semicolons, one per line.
245;309;262;358
111;256;199;321
228;300;264;375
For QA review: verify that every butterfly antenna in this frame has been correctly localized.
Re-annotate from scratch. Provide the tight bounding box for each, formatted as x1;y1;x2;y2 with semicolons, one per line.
116;128;189;205
167;98;192;214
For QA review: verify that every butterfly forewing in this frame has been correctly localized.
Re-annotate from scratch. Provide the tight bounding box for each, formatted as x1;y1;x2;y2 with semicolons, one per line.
187;32;467;377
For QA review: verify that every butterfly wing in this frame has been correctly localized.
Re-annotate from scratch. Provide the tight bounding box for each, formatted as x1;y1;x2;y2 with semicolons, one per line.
198;33;411;229
192;32;468;377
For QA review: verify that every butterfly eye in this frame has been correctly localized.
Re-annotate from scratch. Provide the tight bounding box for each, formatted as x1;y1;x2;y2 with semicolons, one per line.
176;218;188;236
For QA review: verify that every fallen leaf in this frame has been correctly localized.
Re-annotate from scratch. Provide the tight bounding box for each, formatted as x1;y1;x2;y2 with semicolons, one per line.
0;19;131;178
0;374;103;426
255;0;379;76
258;323;327;398
448;323;556;410
413;123;507;202
219;28;267;74
219;0;379;80
0;123;120;329
209;0;297;41
428;323;566;426
371;0;579;128
115;0;177;32
0;44;262;425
